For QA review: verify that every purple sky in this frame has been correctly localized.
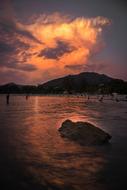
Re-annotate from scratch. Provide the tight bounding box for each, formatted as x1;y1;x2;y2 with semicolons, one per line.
0;0;127;84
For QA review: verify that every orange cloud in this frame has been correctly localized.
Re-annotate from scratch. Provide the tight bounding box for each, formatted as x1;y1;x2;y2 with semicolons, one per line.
14;13;110;83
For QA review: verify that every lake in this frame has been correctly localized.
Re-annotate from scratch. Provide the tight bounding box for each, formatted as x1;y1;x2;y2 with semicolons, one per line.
0;95;127;190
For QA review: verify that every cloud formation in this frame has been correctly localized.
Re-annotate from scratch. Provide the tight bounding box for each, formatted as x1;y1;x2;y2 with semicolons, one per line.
39;40;74;59
0;8;110;83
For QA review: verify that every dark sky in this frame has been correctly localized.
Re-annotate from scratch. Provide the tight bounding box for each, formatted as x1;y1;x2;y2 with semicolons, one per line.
0;0;127;84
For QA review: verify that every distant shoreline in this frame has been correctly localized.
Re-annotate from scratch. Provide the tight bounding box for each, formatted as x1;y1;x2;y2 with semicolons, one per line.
0;93;127;102
0;72;127;95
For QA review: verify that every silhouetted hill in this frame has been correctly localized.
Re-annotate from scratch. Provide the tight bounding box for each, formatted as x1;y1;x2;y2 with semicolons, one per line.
0;83;36;94
0;72;127;94
38;72;127;94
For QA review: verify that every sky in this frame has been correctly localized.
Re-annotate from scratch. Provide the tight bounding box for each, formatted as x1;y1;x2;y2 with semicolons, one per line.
0;0;127;84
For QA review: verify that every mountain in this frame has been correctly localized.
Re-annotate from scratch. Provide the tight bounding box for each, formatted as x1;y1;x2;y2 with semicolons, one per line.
0;83;36;94
38;72;127;94
0;72;127;94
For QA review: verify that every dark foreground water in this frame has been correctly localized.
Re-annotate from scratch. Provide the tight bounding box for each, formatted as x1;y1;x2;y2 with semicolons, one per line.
0;95;127;190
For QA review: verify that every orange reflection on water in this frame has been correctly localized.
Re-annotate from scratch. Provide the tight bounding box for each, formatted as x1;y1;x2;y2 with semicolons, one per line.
22;96;107;190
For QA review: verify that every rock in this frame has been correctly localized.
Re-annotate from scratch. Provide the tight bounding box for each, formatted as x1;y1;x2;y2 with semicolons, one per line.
59;120;111;145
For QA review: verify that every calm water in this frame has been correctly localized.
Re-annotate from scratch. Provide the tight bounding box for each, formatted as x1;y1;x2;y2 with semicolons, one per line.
0;95;127;190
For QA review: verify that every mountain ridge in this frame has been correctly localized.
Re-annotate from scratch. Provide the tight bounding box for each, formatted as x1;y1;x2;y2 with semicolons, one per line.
0;72;127;94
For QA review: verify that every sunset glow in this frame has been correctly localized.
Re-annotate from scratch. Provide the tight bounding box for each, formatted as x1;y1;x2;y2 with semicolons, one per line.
0;1;127;190
1;0;126;84
0;9;110;83
19;14;110;83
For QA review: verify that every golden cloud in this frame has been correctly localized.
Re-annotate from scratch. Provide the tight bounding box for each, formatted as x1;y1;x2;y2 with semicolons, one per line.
14;13;110;83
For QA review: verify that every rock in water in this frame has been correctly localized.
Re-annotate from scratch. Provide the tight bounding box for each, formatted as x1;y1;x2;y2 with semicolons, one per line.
59;120;111;145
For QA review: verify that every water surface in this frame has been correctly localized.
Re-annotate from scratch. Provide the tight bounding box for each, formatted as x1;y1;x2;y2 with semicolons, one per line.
0;95;127;190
